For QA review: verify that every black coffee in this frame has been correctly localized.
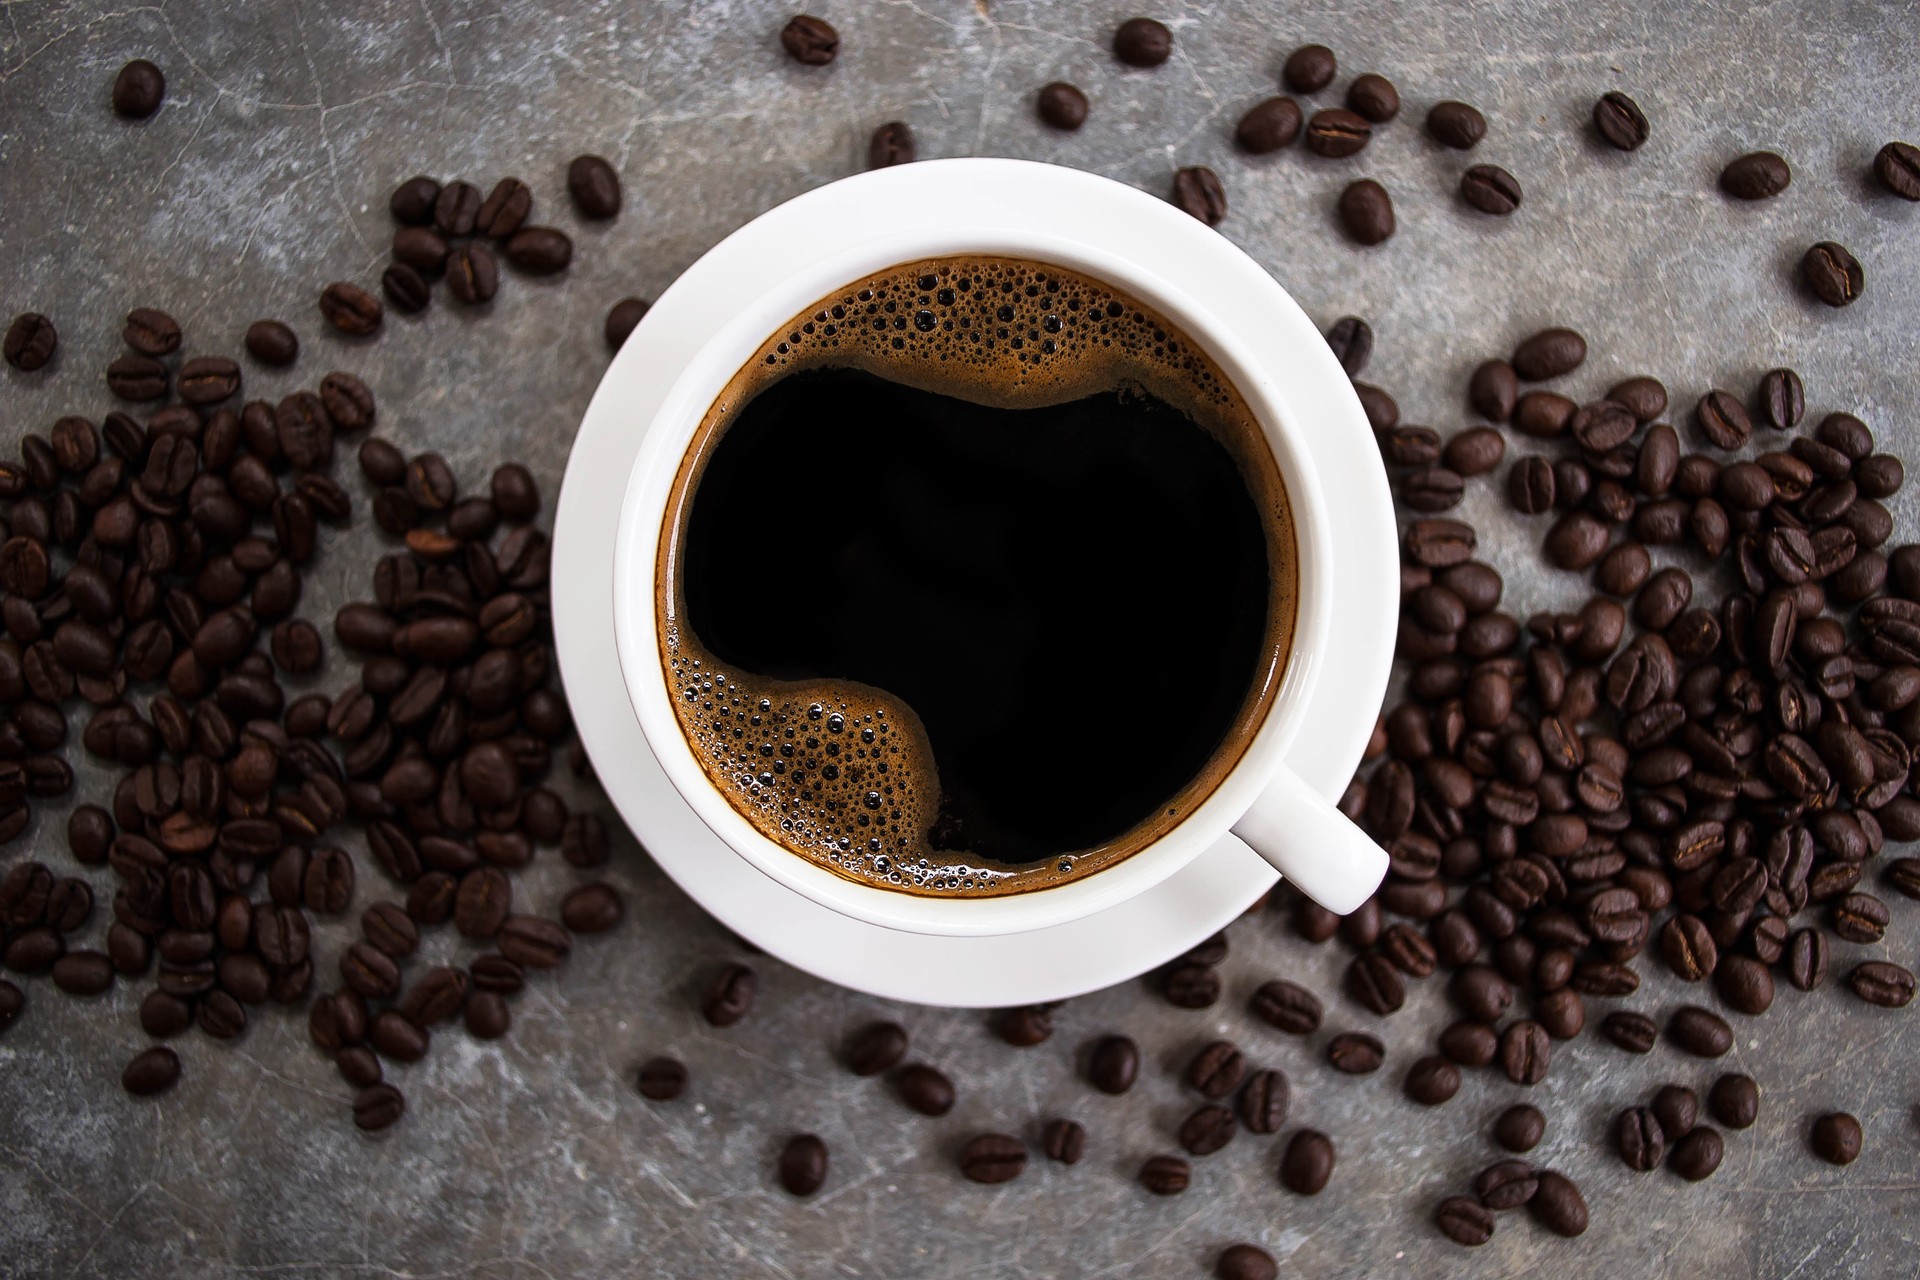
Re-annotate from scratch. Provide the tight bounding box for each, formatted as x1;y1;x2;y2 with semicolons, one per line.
658;256;1295;896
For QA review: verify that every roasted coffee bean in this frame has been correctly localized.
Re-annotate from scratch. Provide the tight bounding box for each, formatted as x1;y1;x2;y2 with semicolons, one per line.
1323;316;1373;377
1345;952;1406;1014
1615;1106;1666;1171
1811;1112;1862;1165
319;282;382;336
399;966;467;1026
846;1021;909;1076
896;1063;956;1115
1425;100;1487;150
1435;1195;1495;1247
774;1134;831;1196
4;313;57;371
1344;73;1399;123
1282;43;1336;92
1593;91;1648;150
1668;1006;1734;1057
244;319;298;366
1306;108;1372;158
1250;979;1322;1033
1716;953;1775;1016
340;940;400;1000
1041;1118;1086;1165
1337;179;1393;244
106;353;168;400
337;1046;382;1089
1874;141;1920;199
997;1004;1053;1047
1138;1153;1190;1194
560;882;623;935
604;297;650;350
1187;1040;1246;1099
121;1046;180;1096
1085;1034;1140;1094
178;355;240;406
1461;165;1522;215
1669;1126;1724;1181
354;1083;406;1131
635;1055;687;1100
1450;965;1513;1023
1280;1130;1334;1195
1602;1010;1658;1054
1493;1104;1545;1153
445;244;500;305
470;177;533;240
1237;1068;1288;1134
1328;1030;1385;1074
121;307;182;356
50;950;113;996
1178;1104;1236;1156
1112;16;1172;66
1696;389;1753;451
1524;1170;1586;1237
1720;151;1791;200
1803;242;1864;307
112;59;166;117
564;155;620;221
960;1134;1026;1185
1832;892;1891;944
1236;97;1302;153
1405;1055;1461;1105
389;176;440;224
381;264;430;314
1470;359;1519;422
432;180;481;235
859;120;919;170
1172;166;1227;226
453;867;511;940
1215;1242;1278;1279
1848;960;1915;1007
1498;1020;1551;1085
700;962;754;1025
1708;1073;1759;1130
780;14;839;64
504;227;574;274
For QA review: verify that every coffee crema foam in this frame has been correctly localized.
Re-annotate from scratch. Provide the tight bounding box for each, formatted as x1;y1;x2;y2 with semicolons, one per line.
656;256;1296;896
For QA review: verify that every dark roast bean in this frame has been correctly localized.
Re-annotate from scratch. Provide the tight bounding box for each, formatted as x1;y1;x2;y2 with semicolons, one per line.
4;313;57;371
1709;1074;1759;1129
1461;165;1521;215
1042;1118;1086;1164
244;320;298;366
1279;1130;1334;1195
121;1046;180;1096
1435;1196;1495;1247
1493;1104;1545;1152
567;155;621;219
846;1021;909;1076
1113;16;1172;66
1873;141;1920;199
381;264;430;314
446;245;499;305
1328;1031;1385;1074
1088;1034;1140;1094
1803;242;1864;307
1615;1106;1666;1171
1172;167;1227;226
319;283;382;337
1283;44;1336;92
353;1083;405;1131
1178;1104;1236;1156
780;14;839;64
1405;1055;1461;1105
1250;979;1322;1033
112;59;166;118
997;1004;1052;1047
389;176;440;224
1847;960;1915;1008
867;121;917;169
504;227;574;275
896;1063;955;1115
1811;1112;1862;1165
1337;179;1393;244
560;882;622;934
1215;1243;1278;1279
777;1134;831;1196
1306;108;1372;158
1236;97;1302;153
1602;1010;1658;1053
1720;151;1791;200
1668;1006;1734;1056
1186;1039;1246;1099
636;1055;687;1100
1670;1126;1724;1181
475;177;531;239
1139;1153;1190;1194
700;962;754;1025
1238;1068;1289;1134
604;297;650;350
959;1134;1026;1185
1593;91;1648;150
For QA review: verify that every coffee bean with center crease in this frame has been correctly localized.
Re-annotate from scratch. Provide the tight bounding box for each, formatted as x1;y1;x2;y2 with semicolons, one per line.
112;59;166;118
354;1083;405;1131
1088;1034;1139;1093
1324;316;1372;376
1615;1106;1665;1171
1164;961;1221;1007
1462;165;1522;215
780;14;839;64
1328;1031;1385;1073
1811;1112;1862;1165
1512;328;1585;381
700;962;754;1025
446;245;500;305
1186;1039;1246;1098
106;353;167;400
1721;151;1791;200
1346;952;1406;1013
178;356;240;406
1236;97;1302;153
1283;44;1336;93
1179;1104;1236;1156
997;1004;1052;1047
122;307;181;356
1593;91;1648;150
1113;17;1172;67
1172;167;1227;226
4;313;57;371
1337;180;1393;245
1602;1010;1657;1053
1280;1130;1335;1195
960;1134;1026;1184
1803;242;1864;307
1244;981;1319;1037
381;264;430;314
504;228;574;275
1238;1068;1288;1133
1435;1195;1495;1247
1847;960;1915;1007
476;178;532;239
896;1063;955;1115
846;1021;908;1076
1306;109;1372;158
319;283;382;336
1216;1243;1278;1280
1874;141;1920;200
399;966;466;1026
1139;1153;1190;1194
1041;1118;1085;1164
1499;1020;1550;1084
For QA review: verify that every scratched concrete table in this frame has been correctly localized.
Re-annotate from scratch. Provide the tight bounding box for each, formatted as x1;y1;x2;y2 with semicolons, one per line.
3;2;1919;1276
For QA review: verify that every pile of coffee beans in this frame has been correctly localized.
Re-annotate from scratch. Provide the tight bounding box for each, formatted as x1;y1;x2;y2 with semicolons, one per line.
377;166;591;318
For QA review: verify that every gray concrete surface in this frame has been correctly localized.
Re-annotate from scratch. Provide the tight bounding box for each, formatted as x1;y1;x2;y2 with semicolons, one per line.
3;1;1920;1276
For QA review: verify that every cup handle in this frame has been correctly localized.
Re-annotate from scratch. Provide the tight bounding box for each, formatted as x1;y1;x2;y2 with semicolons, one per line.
1231;762;1387;915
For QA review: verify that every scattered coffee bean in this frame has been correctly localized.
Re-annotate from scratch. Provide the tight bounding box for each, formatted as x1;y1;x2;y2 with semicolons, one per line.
1803;242;1864;307
1179;1104;1236;1156
1652;1085;1699;1139
637;1056;688;1101
1172;167;1227;226
1042;1118;1086;1164
1088;1034;1140;1094
846;1021;909;1075
1427;101;1486;149
1667;1006;1734;1057
446;245;500;305
1037;82;1089;130
1435;1194;1495;1246
1346;74;1399;123
1236;97;1303;153
389;176;440;225
960;1133;1027;1184
122;1046;180;1096
1615;1105;1665;1171
112;59;166;118
1215;1242;1278;1279
1250;979;1322;1033
1493;1104;1545;1152
1720;151;1791;200
1337;180;1394;245
1187;1039;1247;1099
1327;1030;1385;1074
1461;165;1522;215
476;177;532;239
1669;1126;1724;1181
1872;141;1920;200
780;1133;829;1195
1405;1055;1461;1105
319;283;382;337
4;313;57;371
780;15;839;65
353;1083;405;1131
1283;44;1335;93
1847;960;1915;1008
1306;109;1372;158
1709;1074;1759;1129
567;155;621;220
1139;1153;1191;1194
1593;91;1649;150
1811;1112;1862;1165
244;320;299;366
701;963;755;1026
604;297;650;350
897;1063;956;1116
1113;17;1172;67
1279;1129;1334;1195
504;227;574;275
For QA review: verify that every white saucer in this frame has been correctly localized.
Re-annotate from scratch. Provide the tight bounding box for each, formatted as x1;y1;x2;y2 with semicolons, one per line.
552;160;1397;1008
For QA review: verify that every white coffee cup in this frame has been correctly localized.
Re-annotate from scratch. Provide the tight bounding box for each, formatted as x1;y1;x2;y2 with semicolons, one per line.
585;158;1391;938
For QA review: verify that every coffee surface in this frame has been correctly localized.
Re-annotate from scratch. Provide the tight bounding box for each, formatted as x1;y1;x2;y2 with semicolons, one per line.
657;257;1295;895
